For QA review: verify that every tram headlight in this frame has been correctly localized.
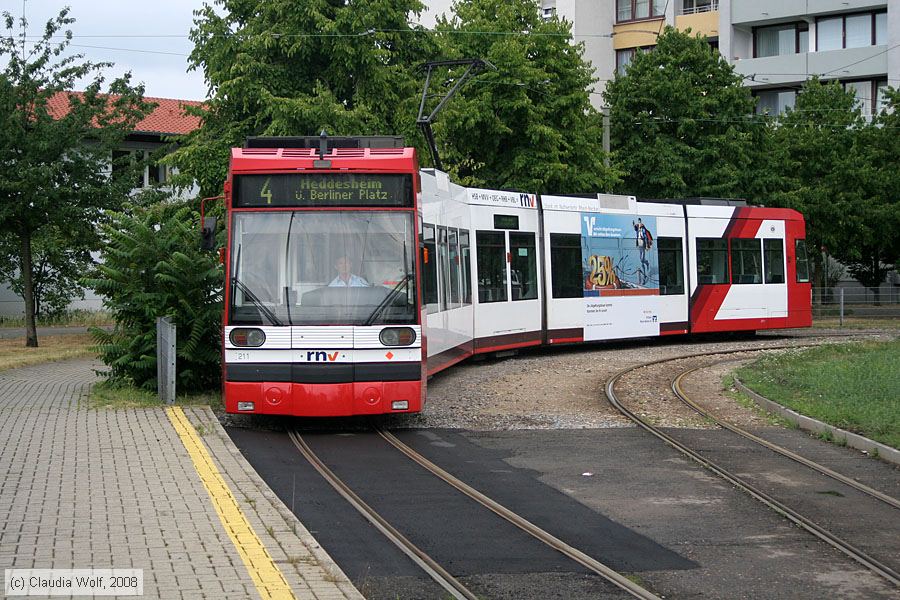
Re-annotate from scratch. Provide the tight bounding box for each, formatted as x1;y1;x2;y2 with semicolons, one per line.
230;328;266;347
379;327;416;347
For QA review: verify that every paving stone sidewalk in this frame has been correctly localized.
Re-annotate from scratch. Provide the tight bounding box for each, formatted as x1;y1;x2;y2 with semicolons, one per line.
0;358;363;600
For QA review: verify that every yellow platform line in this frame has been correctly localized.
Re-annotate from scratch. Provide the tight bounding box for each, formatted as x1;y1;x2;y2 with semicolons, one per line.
166;406;296;600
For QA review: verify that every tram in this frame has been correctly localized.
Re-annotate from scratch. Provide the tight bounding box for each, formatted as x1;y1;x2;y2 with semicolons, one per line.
217;136;811;417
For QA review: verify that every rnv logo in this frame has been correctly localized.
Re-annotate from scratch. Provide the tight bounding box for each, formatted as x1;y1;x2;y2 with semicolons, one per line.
306;351;341;362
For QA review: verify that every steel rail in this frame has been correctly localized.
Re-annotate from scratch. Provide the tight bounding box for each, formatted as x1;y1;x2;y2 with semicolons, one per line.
287;430;479;600
604;345;900;588
377;428;661;600
672;365;900;510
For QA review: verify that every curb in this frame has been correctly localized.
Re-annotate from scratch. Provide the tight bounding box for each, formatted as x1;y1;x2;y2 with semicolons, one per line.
733;376;900;467
183;407;365;600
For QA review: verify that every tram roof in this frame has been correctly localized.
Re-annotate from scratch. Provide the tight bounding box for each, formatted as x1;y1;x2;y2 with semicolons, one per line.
230;145;418;173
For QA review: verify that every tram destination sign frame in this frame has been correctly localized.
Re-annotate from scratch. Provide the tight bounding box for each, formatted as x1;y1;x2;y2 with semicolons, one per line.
233;173;413;208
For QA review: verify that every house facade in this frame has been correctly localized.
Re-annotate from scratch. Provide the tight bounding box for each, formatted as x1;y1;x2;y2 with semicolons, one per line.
0;95;201;318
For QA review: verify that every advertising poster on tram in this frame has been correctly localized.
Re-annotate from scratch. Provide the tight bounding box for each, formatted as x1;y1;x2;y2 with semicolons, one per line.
580;213;661;340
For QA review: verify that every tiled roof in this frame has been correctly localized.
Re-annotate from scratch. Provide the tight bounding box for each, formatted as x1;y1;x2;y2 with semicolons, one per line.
46;91;204;135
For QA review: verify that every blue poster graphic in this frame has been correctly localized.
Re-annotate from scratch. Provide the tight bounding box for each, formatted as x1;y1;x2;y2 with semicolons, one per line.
580;213;659;297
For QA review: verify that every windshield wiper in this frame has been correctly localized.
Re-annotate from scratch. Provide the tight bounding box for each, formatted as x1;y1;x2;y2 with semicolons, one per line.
232;276;284;327
363;274;412;326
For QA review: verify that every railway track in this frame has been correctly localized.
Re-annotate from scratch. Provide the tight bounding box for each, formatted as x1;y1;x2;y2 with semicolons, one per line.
604;344;900;588
673;363;900;511
287;428;661;600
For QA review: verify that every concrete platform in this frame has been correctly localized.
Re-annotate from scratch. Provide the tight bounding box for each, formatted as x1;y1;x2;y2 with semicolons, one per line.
0;359;362;600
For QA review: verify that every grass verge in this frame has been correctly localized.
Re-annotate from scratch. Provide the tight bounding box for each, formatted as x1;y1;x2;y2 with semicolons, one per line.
89;379;223;411
0;334;95;372
721;373;792;428
0;309;113;329
812;317;900;330
735;339;900;450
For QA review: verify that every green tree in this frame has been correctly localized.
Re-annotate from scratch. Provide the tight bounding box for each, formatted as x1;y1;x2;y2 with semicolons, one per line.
603;27;769;199
0;225;93;318
169;0;434;197
0;8;151;346
771;78;866;296
841;87;900;302
84;199;223;393
432;0;618;193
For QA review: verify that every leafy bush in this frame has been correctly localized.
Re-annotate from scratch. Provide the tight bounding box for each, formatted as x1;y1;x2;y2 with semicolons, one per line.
84;200;223;393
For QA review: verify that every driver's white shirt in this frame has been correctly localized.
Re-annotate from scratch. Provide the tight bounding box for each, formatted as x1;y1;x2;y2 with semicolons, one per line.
329;274;369;287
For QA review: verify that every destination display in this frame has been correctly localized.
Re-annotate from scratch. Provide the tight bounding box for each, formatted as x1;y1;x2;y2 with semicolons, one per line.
233;173;413;207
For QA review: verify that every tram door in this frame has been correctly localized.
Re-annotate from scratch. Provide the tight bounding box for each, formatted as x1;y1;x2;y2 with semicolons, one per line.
468;190;542;352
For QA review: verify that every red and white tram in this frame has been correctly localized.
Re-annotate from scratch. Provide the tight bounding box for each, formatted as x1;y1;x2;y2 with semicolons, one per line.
219;137;811;417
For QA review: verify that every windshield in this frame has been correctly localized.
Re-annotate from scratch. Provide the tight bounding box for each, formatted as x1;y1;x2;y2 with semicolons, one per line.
229;211;417;326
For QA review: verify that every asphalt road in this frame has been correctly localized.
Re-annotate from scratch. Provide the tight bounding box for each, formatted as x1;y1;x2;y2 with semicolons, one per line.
227;425;900;599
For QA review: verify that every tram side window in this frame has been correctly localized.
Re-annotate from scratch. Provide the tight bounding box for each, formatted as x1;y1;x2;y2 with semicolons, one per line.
657;237;685;295
795;239;810;283
476;231;508;303
437;226;450;311
510;232;538;301
731;238;762;284
460;230;472;305
550;234;583;299
448;228;461;308
696;238;728;284
764;239;785;284
422;224;438;312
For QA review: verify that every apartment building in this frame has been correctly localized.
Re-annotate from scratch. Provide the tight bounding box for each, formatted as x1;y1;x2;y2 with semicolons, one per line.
421;1;899;115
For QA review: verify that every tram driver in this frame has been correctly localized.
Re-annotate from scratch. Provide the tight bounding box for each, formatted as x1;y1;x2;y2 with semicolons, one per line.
329;255;370;287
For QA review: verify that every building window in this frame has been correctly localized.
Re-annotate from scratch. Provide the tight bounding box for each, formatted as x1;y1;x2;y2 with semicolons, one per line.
754;22;808;57
876;80;889;114
817;11;886;51
817;17;843;51
111;149;145;188
617;0;665;22
616;46;654;76
549;234;582;299
422;224;438;311
841;80;889;118
697;238;728;284
148;161;170;185
764;239;785;284
616;49;635;76
460;230;472;305
875;12;887;45
755;89;796;115
682;0;718;15
112;149;170;189
510;232;538;301
795;239;810;283
658;237;685;295
476;231;507;303
844;81;873;118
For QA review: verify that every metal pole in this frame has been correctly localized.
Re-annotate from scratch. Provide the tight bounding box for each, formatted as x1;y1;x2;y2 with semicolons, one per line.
839;288;844;327
157;316;176;404
602;106;611;169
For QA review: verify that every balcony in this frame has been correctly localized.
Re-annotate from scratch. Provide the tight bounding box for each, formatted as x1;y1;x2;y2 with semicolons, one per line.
733;53;810;88
681;0;718;15
732;0;886;26
733;45;887;87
